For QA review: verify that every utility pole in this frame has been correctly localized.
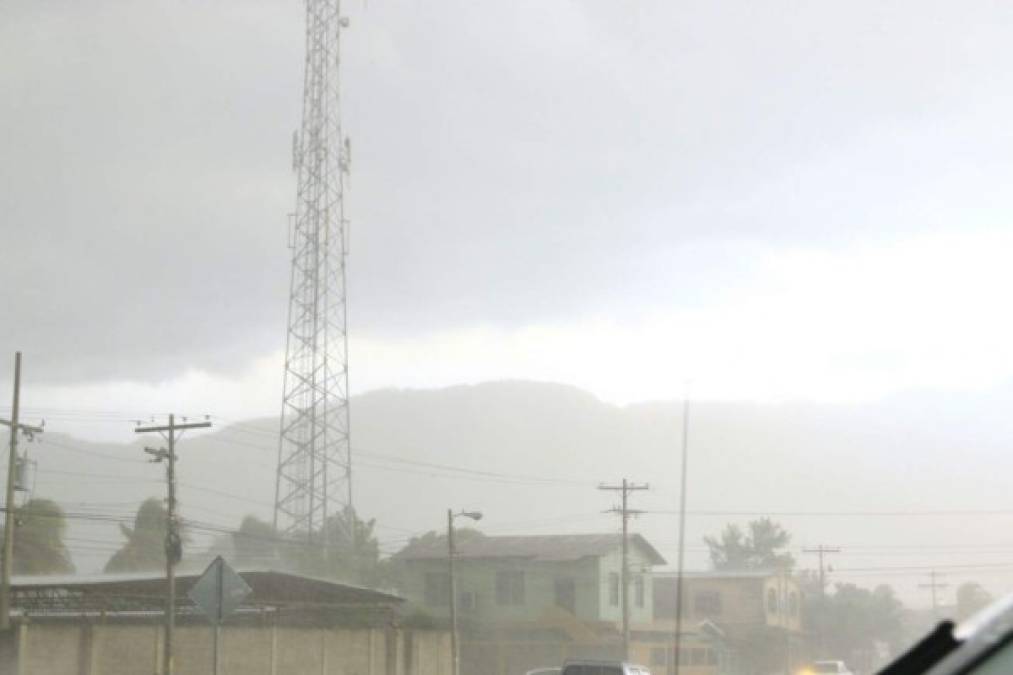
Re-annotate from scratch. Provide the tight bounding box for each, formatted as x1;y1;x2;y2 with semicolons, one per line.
136;414;212;675
600;478;649;660
919;570;949;617
0;352;43;631
803;545;840;655
803;545;841;598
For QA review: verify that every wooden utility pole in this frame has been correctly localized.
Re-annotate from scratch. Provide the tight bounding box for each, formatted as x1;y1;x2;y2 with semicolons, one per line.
803;545;841;654
600;478;649;660
919;570;949;617
136;414;211;675
803;545;841;598
0;352;43;631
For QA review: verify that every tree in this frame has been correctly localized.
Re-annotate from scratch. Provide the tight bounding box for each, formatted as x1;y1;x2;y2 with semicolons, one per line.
232;515;281;568
703;518;795;570
814;583;907;667
11;498;74;574
273;507;389;587
405;527;485;549
956;582;993;620
105;498;179;573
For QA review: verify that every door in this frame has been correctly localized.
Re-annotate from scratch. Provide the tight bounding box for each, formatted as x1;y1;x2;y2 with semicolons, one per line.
555;577;576;614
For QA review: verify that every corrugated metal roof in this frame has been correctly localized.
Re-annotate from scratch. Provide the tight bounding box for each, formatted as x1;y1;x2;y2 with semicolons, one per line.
653;569;783;579
11;569;404;606
393;533;666;565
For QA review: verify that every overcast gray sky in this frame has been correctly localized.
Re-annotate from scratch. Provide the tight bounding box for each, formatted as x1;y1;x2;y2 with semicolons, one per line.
4;0;1013;422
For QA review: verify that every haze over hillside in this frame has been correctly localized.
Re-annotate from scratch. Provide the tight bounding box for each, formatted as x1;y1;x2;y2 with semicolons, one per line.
17;379;1013;606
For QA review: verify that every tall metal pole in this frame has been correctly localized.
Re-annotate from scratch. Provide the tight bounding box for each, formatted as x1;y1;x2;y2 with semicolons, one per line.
448;509;459;675
673;396;690;675
165;414;176;675
214;558;223;675
0;352;20;632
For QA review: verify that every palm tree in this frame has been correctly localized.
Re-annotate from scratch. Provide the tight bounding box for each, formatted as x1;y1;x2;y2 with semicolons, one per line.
12;498;74;575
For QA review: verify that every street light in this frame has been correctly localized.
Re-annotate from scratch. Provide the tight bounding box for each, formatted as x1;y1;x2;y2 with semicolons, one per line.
448;509;483;675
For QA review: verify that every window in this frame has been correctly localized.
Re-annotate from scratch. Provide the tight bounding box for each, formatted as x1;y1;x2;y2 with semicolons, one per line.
458;590;477;610
424;572;449;606
693;590;722;616
555;577;576;614
767;587;779;613
609;572;620;606
635;576;645;608
496;570;525;605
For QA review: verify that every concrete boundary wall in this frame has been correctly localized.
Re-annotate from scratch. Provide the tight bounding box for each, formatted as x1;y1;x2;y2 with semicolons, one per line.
2;623;450;675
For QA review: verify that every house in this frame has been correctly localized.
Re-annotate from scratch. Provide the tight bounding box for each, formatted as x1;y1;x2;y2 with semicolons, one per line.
653;570;803;633
392;533;666;628
652;570;805;675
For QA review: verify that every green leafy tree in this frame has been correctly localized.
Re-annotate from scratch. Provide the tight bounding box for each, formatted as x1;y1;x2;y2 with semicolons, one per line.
405;527;485;549
815;583;907;666
704;518;795;570
11;498;74;574
956;582;993;620
279;507;389;587
105;498;180;573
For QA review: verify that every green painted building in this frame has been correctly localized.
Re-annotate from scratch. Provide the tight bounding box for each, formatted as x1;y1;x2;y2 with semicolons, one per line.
392;533;666;626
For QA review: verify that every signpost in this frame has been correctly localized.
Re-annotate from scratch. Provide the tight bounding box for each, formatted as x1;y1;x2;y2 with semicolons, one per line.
188;557;252;675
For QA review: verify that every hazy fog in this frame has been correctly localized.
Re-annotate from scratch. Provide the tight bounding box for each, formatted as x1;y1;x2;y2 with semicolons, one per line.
6;0;1013;617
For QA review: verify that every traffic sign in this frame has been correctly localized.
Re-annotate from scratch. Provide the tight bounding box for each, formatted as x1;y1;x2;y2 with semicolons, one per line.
188;556;252;624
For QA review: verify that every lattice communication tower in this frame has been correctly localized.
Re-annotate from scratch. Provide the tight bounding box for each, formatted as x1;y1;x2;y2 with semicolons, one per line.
274;0;352;540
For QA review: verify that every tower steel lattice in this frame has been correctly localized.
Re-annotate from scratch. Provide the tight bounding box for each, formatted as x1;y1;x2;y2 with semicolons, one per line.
275;0;352;540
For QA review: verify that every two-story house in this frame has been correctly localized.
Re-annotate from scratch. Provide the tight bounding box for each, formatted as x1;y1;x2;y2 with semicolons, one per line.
393;534;738;675
652;570;804;674
393;533;666;629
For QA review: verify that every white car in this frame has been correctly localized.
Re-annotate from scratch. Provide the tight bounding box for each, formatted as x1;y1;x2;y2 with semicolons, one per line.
801;661;854;675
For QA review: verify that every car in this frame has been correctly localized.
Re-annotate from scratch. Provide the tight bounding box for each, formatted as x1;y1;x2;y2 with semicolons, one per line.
800;661;854;675
560;660;652;675
525;669;562;675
